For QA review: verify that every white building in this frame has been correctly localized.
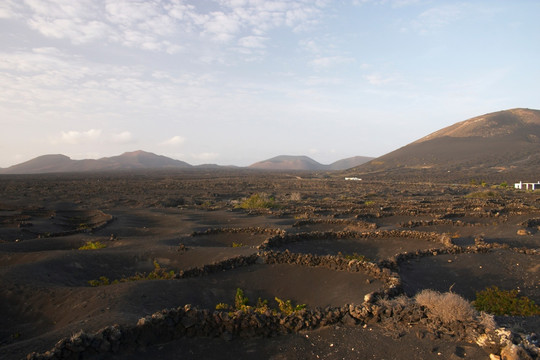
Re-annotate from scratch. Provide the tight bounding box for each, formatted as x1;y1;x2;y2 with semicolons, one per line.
514;181;540;190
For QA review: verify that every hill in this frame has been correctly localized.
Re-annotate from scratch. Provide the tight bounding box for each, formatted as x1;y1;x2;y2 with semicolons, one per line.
350;108;540;180
1;152;372;174
249;155;327;171
249;155;373;171
0;151;192;174
328;156;373;170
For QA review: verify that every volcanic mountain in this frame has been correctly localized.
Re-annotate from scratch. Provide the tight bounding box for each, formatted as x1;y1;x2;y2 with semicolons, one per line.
249;155;373;171
328;156;374;170
0;151;192;174
352;108;540;178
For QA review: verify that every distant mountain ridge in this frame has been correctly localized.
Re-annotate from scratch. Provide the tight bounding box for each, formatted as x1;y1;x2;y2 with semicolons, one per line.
0;151;372;174
249;155;373;171
0;151;191;174
352;108;540;177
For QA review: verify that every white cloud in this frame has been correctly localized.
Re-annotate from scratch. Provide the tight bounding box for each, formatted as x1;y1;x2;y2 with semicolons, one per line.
417;5;463;28
304;76;343;86
364;73;395;85
161;135;186;146
309;56;355;70
111;131;133;143
190;152;219;162
404;4;475;34
0;0;22;19
352;0;420;7
23;0;110;44
238;35;267;49
4;0;328;58
28;17;110;44
57;129;102;145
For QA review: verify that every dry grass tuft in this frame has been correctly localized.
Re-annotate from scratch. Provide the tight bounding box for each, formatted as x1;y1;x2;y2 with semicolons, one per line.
415;289;476;324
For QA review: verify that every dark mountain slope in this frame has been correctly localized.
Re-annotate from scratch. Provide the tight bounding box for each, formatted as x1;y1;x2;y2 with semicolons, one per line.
349;108;540;181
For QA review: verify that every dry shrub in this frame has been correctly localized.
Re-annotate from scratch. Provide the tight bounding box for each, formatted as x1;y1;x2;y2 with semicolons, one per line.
478;311;496;333
415;289;476;324
379;295;413;310
289;192;302;201
378;296;417;338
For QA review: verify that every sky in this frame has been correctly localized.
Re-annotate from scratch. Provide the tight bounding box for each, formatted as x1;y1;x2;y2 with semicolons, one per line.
1;0;539;167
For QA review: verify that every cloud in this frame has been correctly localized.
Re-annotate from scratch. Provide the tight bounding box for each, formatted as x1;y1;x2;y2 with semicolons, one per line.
6;0;328;55
190;152;219;162
0;0;23;19
403;4;476;34
161;135;186;146
352;0;420;7
52;129;137;145
417;5;463;28
238;35;267;49
57;129;102;145
111;131;133;143
23;0;110;44
309;56;355;70
364;73;395;85
304;76;343;86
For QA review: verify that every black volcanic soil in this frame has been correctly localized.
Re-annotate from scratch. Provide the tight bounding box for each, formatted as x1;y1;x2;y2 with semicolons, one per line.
0;171;539;359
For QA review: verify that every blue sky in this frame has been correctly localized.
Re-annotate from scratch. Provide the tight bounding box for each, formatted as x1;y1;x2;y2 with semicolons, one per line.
1;0;539;167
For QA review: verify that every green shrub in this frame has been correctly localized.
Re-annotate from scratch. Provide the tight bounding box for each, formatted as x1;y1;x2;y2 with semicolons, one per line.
275;297;306;315
465;191;498;199
473;286;540;316
88;276;110;287
215;288;305;315
88;261;175;286
215;303;229;310
235;288;249;310
232;242;245;248
79;241;107;250
339;252;369;262
469;179;487;187
237;193;277;209
364;200;375;206
255;297;270;314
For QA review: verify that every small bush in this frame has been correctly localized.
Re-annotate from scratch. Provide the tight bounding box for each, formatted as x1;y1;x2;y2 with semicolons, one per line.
338;252;369;262
275;297;306;315
235;288;249;310
465;191;498;199
232;242;245;248
289;192;302;201
237;193;277;209
215;288;305;315
364;200;375;206
79;241;107;250
88;261;175;286
473;286;540;316
415;290;476;324
88;276;110;287
215;303;229;310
